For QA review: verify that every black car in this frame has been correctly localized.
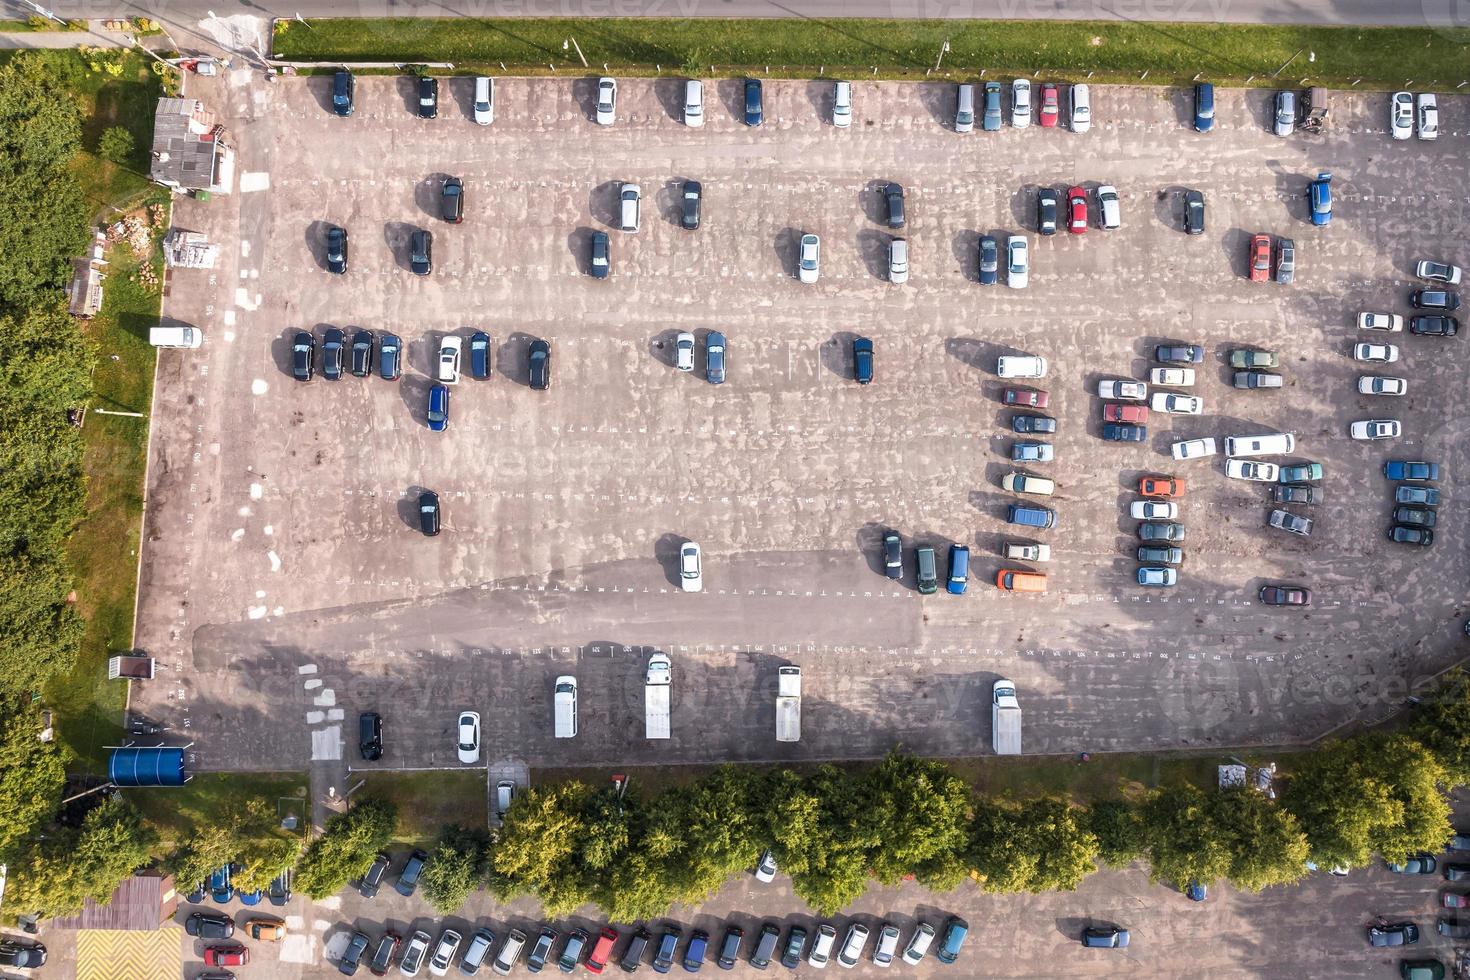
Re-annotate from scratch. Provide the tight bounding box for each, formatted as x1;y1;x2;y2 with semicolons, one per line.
395;849;428;896
349;329;373;378
681;180;702;230
1367;922;1420;947
358;852;390;898
1138;522;1185;543
1102;423;1146;442
780;926;808;968
358;711;383;760
853;336;874;384
187;880;207;903
883;530;902;579
1155;344;1204;363
885;182;905;229
469;331;491;379
0;942;46;969
1412;289;1461;310
440;176;464;223
332;69;354;116
339;931;370;975
1012;414;1057;434
529;339;551;390
370;932;402;974
416;75;438;118
744;78;763;125
978;235;999;284
620;928;652;972
419;490;441;536
527;927;557;972
322;328;345;380
1259;585;1311;606
718;925;744;970
410;229;433;276
291;331;315;381
1410;314;1459;336
1395;505;1438;528
1136;545;1183;565
267;869;292;906
1037;187;1059;235
1389;525;1434;546
589;231;610;278
1273;483;1318;505
325;225;348;274
378;332;402;380
186;912;235;940
1183;189;1205;235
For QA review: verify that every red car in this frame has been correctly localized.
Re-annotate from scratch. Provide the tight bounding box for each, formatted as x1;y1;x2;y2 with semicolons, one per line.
1139;476;1185;498
1103;403;1147;423
204;945;249;967
1003;387;1049;409
1067;186;1088;234
1039;83;1059;127
585;927;619;974
1444;891;1470;909
1248;234;1272;282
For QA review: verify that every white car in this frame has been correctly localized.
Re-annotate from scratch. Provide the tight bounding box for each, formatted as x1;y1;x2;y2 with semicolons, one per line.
1358;375;1406;396
1151;392;1203;415
1390;90;1413;139
1138;567;1178;587
798;234;820;284
595;76;617;125
1225;458;1280;482
428;929;462;977
888;238;908;284
836;924;869;969
399;931;432;977
437;336;462;384
472;76;494;125
1357;312;1403;332
1005;235;1028;288
832;80;852;128
1069;83;1090;133
1417;93;1439;140
1171;437;1218;461
1149;367;1195;387
754;849;777;883
679;541;702;592
808;924;838;968
1011;78;1031;128
997;355;1047;379
684;78;704;127
1097;379;1147;401
1130;500;1178;520
1350;419;1401;440
1416;260;1463;285
675;331;695;372
1354;342;1399;363
456;712;480;764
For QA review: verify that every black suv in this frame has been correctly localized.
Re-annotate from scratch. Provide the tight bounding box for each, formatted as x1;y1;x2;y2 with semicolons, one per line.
410;230;433;276
883;531;902;579
417;75;438;118
441;176;464;223
349;330;373;378
681;180;701;230
1037;187;1059;235
1410;314;1458;336
186;912;234;940
358;852;390;898
359;711;383;760
419;490;441;536
978;235;999;284
291;331;315;381
884;182;905;229
378;332;402;380
325;225;348;274
331;70;353;116
529;339;551;391
395;849;428;896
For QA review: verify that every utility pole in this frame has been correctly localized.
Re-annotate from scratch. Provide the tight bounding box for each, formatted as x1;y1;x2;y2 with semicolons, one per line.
935;40;950;72
563;37;588;69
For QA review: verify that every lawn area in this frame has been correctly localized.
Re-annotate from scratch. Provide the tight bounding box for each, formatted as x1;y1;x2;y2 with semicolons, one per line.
46;198;170;772
274;17;1470;89
356;771;489;845
127;771;309;851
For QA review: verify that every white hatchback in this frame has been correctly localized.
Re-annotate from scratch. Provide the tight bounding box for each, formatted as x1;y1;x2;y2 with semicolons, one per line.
595;76;617;125
1171;437;1218;461
798;234;821;284
836;924;869;969
1069;83;1091;133
1011;79;1031;127
1006;235;1028;288
675;331;695;372
437;336;462;384
684;79;704;127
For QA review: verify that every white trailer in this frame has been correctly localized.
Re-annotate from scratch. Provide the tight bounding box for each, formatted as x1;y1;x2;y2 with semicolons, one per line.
776;666;802;742
645;654;671;740
992;679;1022;755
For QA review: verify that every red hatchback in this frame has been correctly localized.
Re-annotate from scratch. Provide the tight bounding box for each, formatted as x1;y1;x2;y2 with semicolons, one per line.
1039;83;1059;127
585;927;619;975
1103;403;1147;423
1003;387;1049;409
1067;186;1088;234
1248;234;1272;282
204;945;249;967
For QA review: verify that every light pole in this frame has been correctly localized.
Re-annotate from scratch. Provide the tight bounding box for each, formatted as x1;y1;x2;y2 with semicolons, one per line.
15;0;65;25
563;37;588;69
935;40;950;72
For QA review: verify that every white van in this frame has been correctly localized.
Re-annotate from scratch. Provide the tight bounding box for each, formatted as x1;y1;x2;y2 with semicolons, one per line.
491;929;527;976
1069;83;1091;133
149;325;202;348
553;675;578;738
619;183;641;233
684;79;704;127
1223;432;1295;457
888;238;908;284
473;76;494;125
1097;184;1121;230
832;80;852;128
955;83;975;133
996;355;1047;378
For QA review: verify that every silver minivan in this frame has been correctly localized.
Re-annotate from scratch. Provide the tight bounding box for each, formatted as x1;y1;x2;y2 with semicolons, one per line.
459;929;494;974
619;183;641;233
491;928;527;976
473;76;494;125
833;80;852;128
554;675;578;738
955;83;975;133
684;79;704;127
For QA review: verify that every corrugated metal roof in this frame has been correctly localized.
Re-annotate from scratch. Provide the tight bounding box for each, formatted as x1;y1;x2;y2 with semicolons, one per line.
50;873;177;931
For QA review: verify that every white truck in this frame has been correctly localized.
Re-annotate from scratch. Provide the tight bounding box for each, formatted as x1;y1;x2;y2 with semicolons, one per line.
992;679;1021;755
645;654;671;740
775;666;802;742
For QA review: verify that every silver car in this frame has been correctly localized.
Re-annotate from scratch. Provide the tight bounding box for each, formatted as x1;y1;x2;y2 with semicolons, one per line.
888;238;908;284
1273;90;1295;137
798;234;820;284
595;76;617;125
427;929;462;977
674;331;695;372
1006;235;1028;289
1010;78;1031;128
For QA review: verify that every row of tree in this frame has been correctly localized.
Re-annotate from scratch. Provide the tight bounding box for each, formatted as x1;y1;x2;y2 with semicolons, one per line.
280;673;1470;921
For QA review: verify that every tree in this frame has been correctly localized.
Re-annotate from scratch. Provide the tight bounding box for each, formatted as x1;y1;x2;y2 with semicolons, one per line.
778;766;878;915
651;766;761;908
490;781;597;917
862;753;972;891
1211;788;1309;891
421;824;490;914
1140;783;1232;889
1362;734;1453;862
97;125;133;165
4;794;156;917
167;799;300;893
294;798;396;900
0;694;66;859
1086;799;1145;869
1412;669;1470;785
967;797;1098;893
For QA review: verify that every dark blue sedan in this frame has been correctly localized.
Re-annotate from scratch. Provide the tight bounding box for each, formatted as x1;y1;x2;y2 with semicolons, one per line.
853;336;873;384
1193;83;1214;132
469;331;491;379
744;78;763;126
1102;423;1146;442
209;864;234;904
1309;170;1332;226
427;384;449;432
978;235;999;285
705;331;726;385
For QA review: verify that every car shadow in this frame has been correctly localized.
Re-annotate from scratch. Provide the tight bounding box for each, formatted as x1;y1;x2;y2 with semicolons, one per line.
590;180;621;229
654;76;686;122
860;179;890;226
804;79;832;124
398;374;431;429
498;332;535;386
855;522;890;578
918;80;958;129
944;336;1017;374
396;74;421;117
307;74;337;115
820;331;861;379
951;229;981;281
774;227;801;279
400;485;432;531
654;532;690;588
567;226;599;277
572;75;601;123
658;178;689;228
857;228;890;280
304;220;332;272
416;173;449;221
650;328;685;370
383;222;419;273
271;328;300;379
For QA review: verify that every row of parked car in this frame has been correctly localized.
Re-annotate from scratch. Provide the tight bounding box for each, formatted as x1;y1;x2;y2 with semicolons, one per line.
1383;460;1443;548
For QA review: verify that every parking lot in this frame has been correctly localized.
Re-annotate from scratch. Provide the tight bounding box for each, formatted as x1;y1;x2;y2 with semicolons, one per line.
131;72;1470;776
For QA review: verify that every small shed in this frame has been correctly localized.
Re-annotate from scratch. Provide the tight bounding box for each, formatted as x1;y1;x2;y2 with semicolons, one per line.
107;655;155;680
50;872;178;931
67;229;108;318
109;746;187;787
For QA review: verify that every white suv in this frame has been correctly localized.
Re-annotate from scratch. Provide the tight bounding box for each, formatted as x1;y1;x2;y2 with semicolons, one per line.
997;355;1047;378
679;542;702;592
437;336;462;384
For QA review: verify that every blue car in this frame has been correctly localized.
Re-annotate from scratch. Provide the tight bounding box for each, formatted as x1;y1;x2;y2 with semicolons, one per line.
237;889;262;906
427;384;449;432
946;545;970;595
378;332;402;380
982;81;1002;131
1193;83;1214;132
1102;423;1147;442
1308;171;1332;226
209;864;234;904
978;235;999;285
1186;880;1208;901
705;331;726;385
744;78;762;126
853;337;873;384
1385;460;1439;482
469;331;491;379
186;880;207;904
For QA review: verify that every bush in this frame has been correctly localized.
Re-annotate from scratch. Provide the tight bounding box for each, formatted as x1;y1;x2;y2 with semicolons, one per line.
294;798;397;899
98;126;134;165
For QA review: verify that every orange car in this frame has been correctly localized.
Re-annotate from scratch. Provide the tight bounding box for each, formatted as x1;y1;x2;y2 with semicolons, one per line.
1139;476;1185;497
245;917;286;942
1249;233;1272;282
